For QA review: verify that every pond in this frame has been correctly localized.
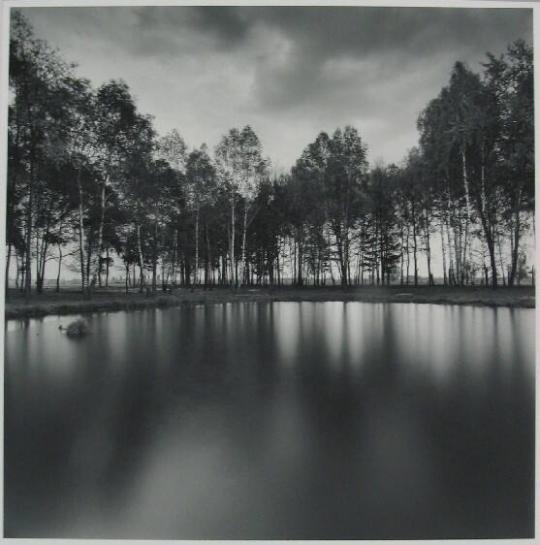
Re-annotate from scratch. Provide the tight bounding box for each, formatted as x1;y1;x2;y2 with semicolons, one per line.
4;302;535;539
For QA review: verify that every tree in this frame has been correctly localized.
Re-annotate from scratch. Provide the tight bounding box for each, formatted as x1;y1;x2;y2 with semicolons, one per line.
186;145;216;285
215;126;268;287
484;40;534;286
88;81;146;288
7;13;533;293
9;10;84;295
399;149;426;286
292;132;331;286
325;127;368;286
366;164;401;285
120;115;157;290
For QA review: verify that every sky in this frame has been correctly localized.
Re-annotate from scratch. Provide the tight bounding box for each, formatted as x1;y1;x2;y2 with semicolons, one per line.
19;5;533;174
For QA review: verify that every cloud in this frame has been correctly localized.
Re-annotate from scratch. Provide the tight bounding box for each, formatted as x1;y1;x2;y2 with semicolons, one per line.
18;6;533;168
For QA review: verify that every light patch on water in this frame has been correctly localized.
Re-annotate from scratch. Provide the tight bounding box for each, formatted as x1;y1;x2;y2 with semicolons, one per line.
273;302;302;368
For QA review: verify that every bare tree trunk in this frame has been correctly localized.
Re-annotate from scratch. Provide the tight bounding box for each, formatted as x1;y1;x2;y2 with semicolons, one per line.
440;220;447;287
38;240;49;293
292;238;297;285
241;204;248;286
206;225;212;286
105;247;110;287
297;227;304;287
152;261;157;292
509;186;522;286
86;239;93;294
412;203;418;286
93;180;107;287
77;170;87;294
137;223;145;291
5;243;12;294
477;150;497;288
425;214;433;286
344;230;351;287
15;253;21;290
399;226;404;286
36;224;51;294
37;216;52;294
445;217;454;286
230;196;236;287
405;223;410;285
461;149;472;285
487;236;498;289
56;244;63;292
447;175;461;285
335;225;348;287
19;252;25;292
380;227;385;287
194;204;200;286
171;228;178;286
152;222;158;291
24;178;33;298
35;230;41;293
497;234;506;287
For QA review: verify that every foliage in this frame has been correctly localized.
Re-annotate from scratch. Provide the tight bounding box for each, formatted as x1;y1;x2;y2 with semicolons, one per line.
6;12;534;292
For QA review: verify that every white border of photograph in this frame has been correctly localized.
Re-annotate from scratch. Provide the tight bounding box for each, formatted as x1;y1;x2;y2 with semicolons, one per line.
0;1;537;545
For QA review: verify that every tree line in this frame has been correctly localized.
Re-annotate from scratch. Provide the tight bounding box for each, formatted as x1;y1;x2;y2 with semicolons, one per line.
6;11;534;295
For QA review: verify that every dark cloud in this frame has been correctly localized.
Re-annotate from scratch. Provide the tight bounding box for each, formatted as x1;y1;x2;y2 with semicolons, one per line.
18;5;533;169
177;6;533;61
256;7;532;57
189;7;252;46
233;7;532;111
22;6;532;60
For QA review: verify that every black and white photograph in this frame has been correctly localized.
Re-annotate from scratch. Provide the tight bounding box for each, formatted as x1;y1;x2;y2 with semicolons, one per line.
1;0;536;540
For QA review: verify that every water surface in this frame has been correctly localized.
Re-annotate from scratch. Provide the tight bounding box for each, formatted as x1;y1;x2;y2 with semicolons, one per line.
4;302;535;539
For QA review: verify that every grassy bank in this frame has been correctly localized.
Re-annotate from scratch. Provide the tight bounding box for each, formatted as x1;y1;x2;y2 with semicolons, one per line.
4;285;535;320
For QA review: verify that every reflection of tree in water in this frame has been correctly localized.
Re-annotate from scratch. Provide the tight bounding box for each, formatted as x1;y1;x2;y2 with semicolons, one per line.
92;303;288;509
412;307;534;538
4;304;535;539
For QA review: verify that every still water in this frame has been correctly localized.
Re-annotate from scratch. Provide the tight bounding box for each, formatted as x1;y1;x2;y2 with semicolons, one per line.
4;302;535;539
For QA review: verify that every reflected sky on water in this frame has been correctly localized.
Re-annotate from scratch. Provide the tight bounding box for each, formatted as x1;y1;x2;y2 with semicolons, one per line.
4;302;535;539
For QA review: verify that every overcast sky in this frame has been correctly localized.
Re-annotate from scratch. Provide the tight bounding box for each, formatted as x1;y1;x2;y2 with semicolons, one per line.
20;5;532;172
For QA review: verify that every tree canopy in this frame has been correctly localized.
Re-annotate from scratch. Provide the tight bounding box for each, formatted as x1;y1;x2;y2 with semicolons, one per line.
6;12;534;294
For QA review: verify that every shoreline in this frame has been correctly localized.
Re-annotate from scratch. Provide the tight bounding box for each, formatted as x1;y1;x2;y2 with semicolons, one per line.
4;286;535;320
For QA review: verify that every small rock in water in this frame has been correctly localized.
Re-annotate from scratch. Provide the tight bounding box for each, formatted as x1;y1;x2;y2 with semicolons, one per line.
65;318;90;338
